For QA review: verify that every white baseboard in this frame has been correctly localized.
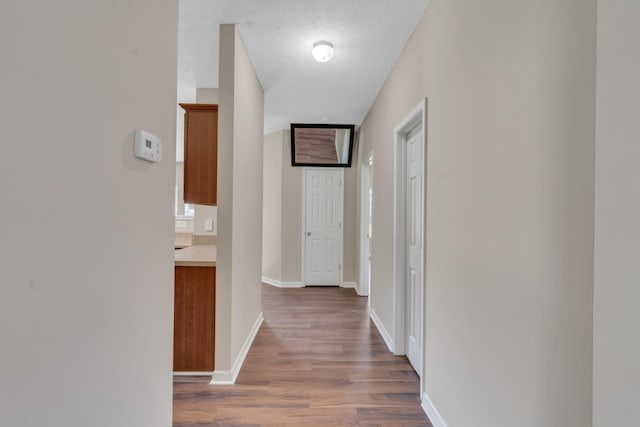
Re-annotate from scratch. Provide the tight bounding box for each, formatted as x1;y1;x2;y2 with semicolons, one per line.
341;281;358;291
264;277;359;290
210;369;234;384
343;282;370;297
369;307;394;353
349;281;369;297
173;371;214;376
210;312;264;385
421;392;448;427
262;277;304;288
355;285;369;297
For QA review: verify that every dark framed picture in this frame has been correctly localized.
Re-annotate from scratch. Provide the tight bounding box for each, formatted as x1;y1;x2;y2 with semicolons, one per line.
290;123;355;167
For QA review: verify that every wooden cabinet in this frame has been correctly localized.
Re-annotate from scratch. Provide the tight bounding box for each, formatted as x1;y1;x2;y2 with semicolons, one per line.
173;266;216;372
180;103;218;205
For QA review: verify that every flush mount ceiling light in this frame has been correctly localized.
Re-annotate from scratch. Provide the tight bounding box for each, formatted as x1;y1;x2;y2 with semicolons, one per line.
312;41;334;63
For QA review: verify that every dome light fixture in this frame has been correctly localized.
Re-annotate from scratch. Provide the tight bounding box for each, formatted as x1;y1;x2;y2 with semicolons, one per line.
312;41;334;63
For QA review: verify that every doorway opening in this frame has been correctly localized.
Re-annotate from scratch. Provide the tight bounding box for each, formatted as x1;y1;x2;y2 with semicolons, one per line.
301;168;344;286
393;98;427;380
359;154;374;297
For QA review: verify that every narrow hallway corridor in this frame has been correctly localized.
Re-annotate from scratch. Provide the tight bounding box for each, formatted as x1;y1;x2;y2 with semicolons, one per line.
173;284;431;426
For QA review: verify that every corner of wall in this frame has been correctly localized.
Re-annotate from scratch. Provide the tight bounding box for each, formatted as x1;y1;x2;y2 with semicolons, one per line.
217;23;264;373
421;392;449;427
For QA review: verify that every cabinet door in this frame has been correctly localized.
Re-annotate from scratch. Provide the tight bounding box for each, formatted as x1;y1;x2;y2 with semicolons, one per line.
181;104;218;205
173;266;216;372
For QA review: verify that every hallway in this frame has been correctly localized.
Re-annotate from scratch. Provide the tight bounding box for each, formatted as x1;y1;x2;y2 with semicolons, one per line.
173;284;432;426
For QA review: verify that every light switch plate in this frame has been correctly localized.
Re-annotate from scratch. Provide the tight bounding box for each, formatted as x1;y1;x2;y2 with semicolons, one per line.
204;219;213;232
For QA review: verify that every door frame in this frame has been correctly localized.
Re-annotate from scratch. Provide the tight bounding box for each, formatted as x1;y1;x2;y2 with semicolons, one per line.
301;167;344;286
359;152;374;297
393;98;427;373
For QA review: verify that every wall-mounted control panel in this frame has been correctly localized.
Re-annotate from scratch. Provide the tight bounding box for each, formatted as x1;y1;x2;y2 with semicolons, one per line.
134;130;162;163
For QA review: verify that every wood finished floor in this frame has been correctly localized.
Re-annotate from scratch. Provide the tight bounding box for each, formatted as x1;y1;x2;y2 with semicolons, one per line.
173;284;432;426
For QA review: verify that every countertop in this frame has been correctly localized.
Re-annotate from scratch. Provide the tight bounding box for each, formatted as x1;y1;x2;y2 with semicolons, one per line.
174;244;216;267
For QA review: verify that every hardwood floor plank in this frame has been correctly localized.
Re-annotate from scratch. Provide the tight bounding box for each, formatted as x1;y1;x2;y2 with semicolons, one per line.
173;284;432;426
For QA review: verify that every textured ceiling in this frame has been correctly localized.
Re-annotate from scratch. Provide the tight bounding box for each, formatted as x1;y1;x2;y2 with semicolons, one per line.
178;0;430;133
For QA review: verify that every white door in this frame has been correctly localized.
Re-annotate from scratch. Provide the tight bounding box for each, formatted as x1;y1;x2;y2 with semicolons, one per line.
405;127;423;376
359;157;373;297
304;169;343;285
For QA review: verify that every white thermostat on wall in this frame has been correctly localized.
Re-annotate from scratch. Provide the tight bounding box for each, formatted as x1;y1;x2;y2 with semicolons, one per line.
134;129;162;163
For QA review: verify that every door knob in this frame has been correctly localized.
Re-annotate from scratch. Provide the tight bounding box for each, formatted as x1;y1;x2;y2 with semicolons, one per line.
306;232;311;236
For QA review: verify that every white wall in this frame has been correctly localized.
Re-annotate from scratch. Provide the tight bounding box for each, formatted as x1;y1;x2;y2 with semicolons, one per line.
196;88;219;104
360;0;596;426
193;205;217;236
262;131;284;282
0;1;177;426
281;132;304;282
593;1;640;426
261;130;358;285
343;138;359;284
215;24;264;375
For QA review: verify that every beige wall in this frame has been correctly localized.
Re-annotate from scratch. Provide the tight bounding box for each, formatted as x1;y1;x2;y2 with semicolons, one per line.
262;130;358;285
193;205;217;236
175;162;186;215
0;1;177;426
216;24;264;374
175;161;215;235
593;1;640;426
360;0;596;426
196;88;219;104
281;131;304;282
262;129;302;283
342;138;359;284
262;131;284;281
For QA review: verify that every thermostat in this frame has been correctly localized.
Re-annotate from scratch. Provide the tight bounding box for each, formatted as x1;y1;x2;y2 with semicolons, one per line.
134;130;162;163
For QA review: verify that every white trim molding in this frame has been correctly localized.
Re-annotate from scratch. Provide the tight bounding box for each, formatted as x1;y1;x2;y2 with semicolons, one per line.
210;369;234;384
210;312;264;385
173;371;214;376
341;281;358;291
262;277;304;288
358;152;373;299
421;392;448;427
301;167;345;286
369;307;394;353
393;97;428;360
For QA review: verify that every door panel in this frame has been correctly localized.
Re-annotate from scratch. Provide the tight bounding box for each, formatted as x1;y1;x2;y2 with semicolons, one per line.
359;160;373;297
406;129;423;376
304;169;342;285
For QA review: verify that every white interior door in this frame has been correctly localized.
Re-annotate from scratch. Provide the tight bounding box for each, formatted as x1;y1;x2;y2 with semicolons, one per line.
406;127;423;376
359;157;373;297
304;169;343;285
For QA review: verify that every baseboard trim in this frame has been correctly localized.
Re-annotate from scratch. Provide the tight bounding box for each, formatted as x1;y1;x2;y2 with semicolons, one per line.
210;312;264;385
262;277;304;288
341;281;358;291
210;369;234;384
421;392;448;427
355;285;369;297
173;371;214;376
369;307;394;353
